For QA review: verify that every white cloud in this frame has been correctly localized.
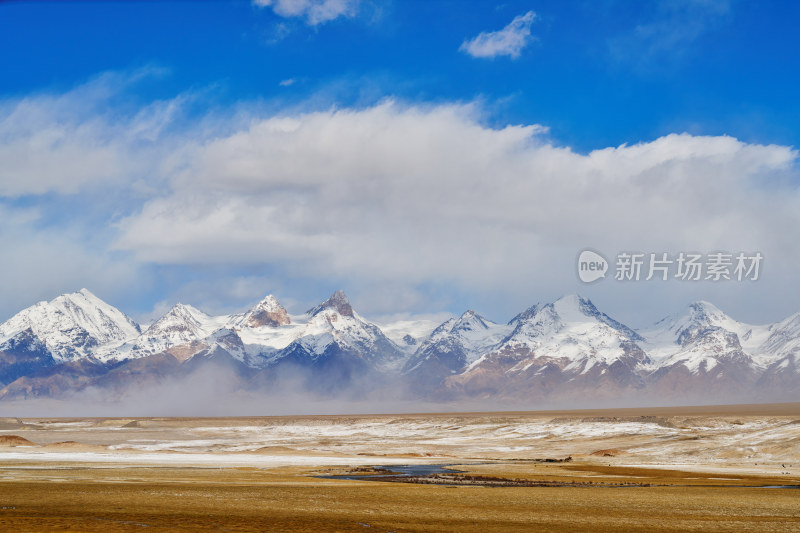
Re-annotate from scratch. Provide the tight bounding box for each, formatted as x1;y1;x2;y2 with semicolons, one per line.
0;70;184;319
279;78;297;87
0;205;146;322
4;73;800;324
460;11;536;59
254;0;360;26
111;100;800;322
0;69;179;197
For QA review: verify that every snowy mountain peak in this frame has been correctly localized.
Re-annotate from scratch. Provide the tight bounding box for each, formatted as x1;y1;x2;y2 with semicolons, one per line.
637;300;776;376
168;303;208;321
481;293;648;372
510;294;589;322
58;288;109;308
3;287;800;403
0;289;141;363
552;293;594;322
258;294;282;310
550;294;611;324
662;300;726;325
145;303;210;336
647;300;741;348
508;294;641;342
308;290;354;317
761;312;800;359
453;310;489;331
404;310;513;373
109;302;233;363
692;299;720;310
554;293;584;305
240;294;290;328
687;300;726;320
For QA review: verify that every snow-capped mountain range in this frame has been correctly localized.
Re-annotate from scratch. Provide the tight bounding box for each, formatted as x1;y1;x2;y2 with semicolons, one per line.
0;289;797;403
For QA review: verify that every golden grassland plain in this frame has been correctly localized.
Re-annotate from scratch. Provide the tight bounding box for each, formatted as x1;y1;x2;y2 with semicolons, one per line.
0;403;798;531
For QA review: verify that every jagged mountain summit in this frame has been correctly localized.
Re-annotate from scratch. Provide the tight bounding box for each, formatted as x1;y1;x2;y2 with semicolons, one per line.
0;289;140;363
234;295;291;328
93;291;402;370
0;290;797;403
402;310;512;391
307;290;354;317
0;290;415;398
437;295;651;401
638;301;782;399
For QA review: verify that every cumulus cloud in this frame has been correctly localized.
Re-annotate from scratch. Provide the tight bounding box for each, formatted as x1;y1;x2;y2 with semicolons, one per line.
0;69;179;197
460;11;536;59
0;204;146;321
254;0;360;26
0;70;185;319
111;100;800;322
4;73;800;325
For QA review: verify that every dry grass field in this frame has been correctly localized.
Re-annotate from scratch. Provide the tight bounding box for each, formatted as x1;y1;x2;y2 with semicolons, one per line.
0;403;798;531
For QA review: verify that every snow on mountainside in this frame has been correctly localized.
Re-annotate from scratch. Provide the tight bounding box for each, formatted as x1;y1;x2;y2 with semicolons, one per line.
230;295;290;328
404;310;512;373
98;291;404;370
224;291;405;363
476;294;647;372
439;295;651;401
287;291;405;370
101;303;226;362
760;312;800;360
144;303;226;345
756;313;800;393
642;301;770;356
373;317;441;353
441;311;512;362
107;295;293;364
400;310;512;392
0;289;140;363
639;301;772;372
0;288;798;402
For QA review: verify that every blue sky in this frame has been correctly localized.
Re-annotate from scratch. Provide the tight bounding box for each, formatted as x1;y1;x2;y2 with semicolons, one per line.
4;1;800;150
1;0;799;327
